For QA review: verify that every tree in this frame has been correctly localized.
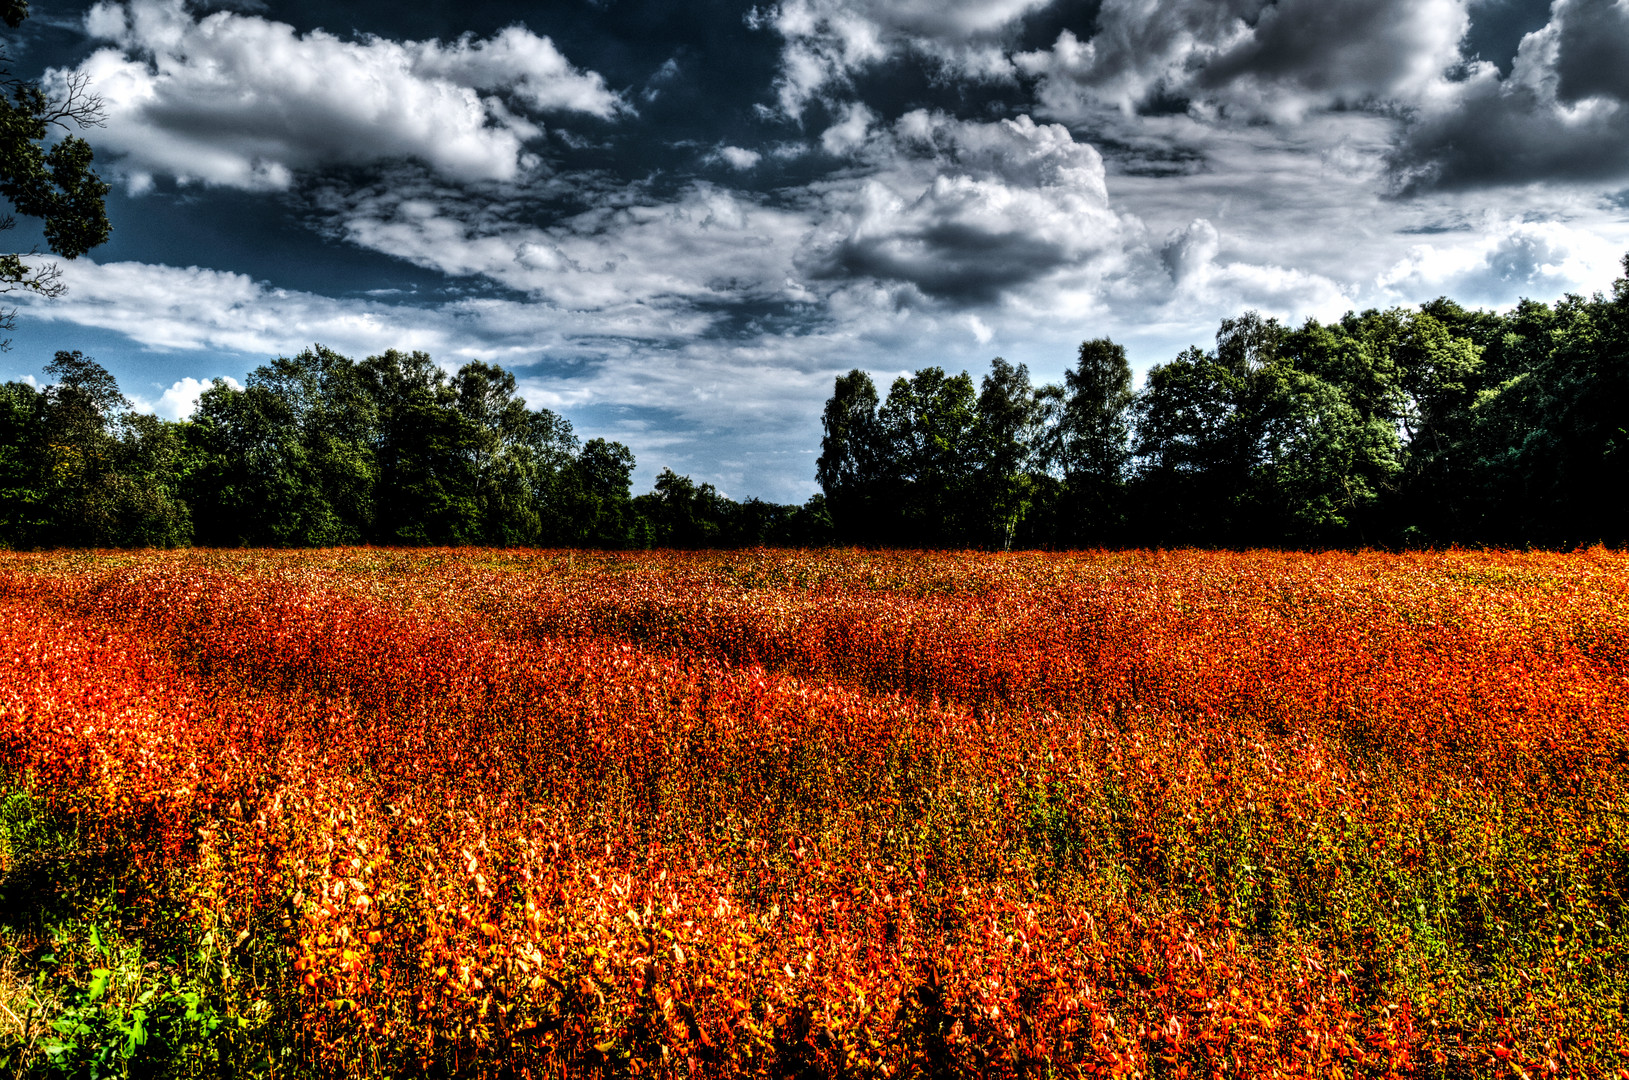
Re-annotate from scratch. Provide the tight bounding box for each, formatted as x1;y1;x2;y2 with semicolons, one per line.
877;367;979;546
554;437;637;547
31;351;188;546
1048;338;1133;544
451;360;576;545
634;467;731;548
187;347;378;546
0;375;43;544
971;358;1045;549
1392;311;1487;541
357;348;483;544
816;369;887;544
0;4;111;347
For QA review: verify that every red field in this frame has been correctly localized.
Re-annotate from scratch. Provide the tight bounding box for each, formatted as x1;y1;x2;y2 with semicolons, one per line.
1;548;1626;1078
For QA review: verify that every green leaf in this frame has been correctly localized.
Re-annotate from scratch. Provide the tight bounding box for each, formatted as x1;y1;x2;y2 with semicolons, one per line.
87;967;111;1000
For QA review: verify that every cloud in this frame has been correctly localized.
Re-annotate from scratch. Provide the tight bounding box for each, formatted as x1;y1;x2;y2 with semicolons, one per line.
1018;0;1470;122
19;259;476;356
51;0;623;190
328;175;811;317
750;0;1047;115
1376;217;1625;305
715;145;763;169
131;374;243;420
313;112;1357;333
1388;0;1629;191
819;102;875;155
1160;219;1219;284
801;112;1125;302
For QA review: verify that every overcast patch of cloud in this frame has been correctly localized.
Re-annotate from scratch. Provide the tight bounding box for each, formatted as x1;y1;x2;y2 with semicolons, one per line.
1018;0;1471;122
50;0;623;190
1388;0;1629;191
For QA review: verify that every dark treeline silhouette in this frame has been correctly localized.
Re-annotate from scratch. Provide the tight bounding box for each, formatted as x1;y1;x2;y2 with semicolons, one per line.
821;257;1629;549
0;346;831;549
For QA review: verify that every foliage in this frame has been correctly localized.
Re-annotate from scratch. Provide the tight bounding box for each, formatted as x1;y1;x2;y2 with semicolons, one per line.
2;546;1626;1077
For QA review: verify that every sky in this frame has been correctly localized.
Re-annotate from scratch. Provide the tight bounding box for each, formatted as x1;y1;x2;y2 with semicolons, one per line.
3;0;1629;501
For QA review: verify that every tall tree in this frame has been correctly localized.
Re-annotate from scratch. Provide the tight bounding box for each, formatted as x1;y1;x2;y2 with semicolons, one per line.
877;367;979;546
358;349;482;544
451;360;576;545
816;369;887;544
0;375;43;544
554;437;638;548
972;357;1045;550
1130;315;1291;544
188;346;378;546
1393;311;1487;542
1049;338;1133;545
32;351;188;546
633;467;730;548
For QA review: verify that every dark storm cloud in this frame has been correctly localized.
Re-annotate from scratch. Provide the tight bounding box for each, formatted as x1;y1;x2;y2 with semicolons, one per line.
1194;0;1468;104
1550;0;1629;102
1388;81;1629;191
809;221;1073;303
1387;0;1629;192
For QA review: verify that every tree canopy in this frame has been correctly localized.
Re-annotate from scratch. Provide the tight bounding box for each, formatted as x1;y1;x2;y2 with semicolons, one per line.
0;347;830;550
818;255;1629;550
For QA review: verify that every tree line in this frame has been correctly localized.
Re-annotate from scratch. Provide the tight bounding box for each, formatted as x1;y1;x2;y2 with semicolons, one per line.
0;346;831;549
1;260;1624;551
820;257;1629;549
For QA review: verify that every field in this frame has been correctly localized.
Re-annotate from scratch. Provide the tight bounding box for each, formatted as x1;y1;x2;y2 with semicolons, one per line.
1;548;1626;1078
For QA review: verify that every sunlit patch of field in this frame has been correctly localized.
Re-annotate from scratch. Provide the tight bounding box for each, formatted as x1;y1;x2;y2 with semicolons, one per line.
1;547;1625;1078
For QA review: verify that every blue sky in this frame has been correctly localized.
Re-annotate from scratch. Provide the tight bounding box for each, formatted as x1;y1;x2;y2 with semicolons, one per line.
3;0;1628;501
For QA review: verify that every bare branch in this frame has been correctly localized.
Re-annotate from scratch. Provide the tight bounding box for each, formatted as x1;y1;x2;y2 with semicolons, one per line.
42;68;105;130
0;253;64;297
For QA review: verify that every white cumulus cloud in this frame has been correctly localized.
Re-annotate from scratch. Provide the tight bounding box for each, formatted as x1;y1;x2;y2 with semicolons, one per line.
131;374;243;420
1376;218;1625;306
801;111;1124;302
52;0;624;190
